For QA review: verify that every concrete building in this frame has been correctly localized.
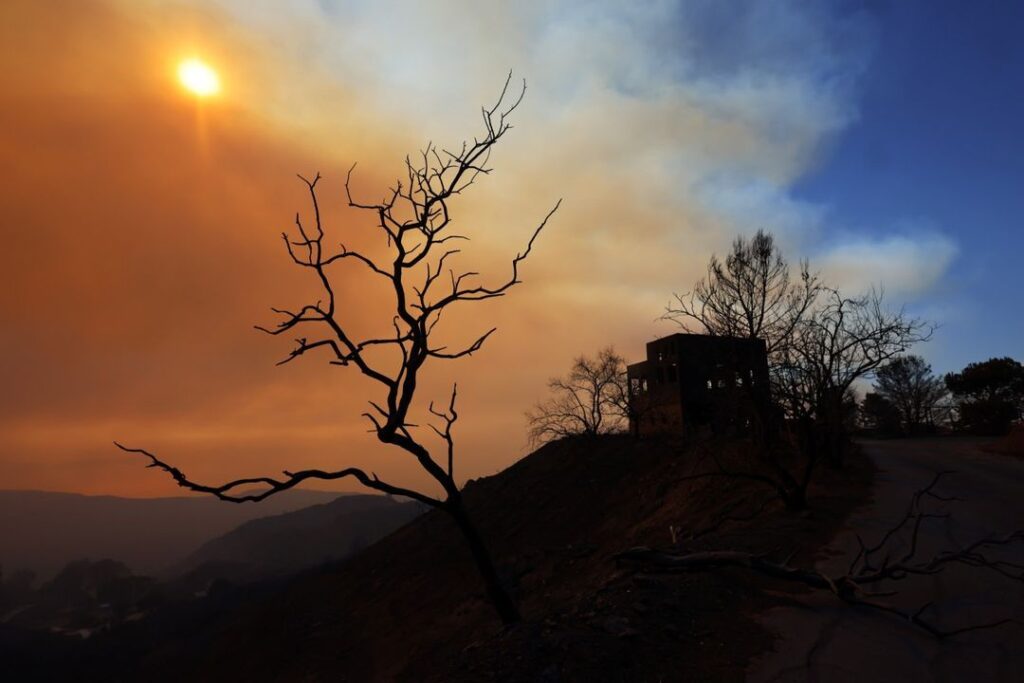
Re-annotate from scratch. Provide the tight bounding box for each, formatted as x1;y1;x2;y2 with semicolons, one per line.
626;333;770;437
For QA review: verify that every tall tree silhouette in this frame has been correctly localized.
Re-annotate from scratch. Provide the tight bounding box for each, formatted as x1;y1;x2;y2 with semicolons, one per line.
873;355;947;434
946;357;1024;434
664;230;821;359
776;288;932;472
116;75;559;624
668;237;931;509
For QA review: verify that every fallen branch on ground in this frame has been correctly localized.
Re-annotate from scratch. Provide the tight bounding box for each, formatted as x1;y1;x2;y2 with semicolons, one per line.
616;472;1024;638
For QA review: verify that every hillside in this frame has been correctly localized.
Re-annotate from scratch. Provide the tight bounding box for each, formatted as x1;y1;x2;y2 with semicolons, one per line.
12;435;872;681
177;494;424;580
0;488;345;579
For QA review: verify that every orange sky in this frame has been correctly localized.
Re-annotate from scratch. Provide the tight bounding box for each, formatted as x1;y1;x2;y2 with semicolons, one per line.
0;0;950;497
0;0;671;497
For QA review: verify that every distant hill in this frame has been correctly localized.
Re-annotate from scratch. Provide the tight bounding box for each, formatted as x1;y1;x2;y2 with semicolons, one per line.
0;495;422;640
0;488;345;580
176;494;424;581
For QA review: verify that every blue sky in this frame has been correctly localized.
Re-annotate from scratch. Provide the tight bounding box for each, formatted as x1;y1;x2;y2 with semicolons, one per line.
794;0;1024;373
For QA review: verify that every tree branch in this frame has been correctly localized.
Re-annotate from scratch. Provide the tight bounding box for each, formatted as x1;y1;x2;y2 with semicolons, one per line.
114;442;440;507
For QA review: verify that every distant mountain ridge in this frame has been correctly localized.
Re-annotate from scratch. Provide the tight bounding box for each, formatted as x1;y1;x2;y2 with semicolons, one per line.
177;494;425;580
0;491;424;641
0;488;346;580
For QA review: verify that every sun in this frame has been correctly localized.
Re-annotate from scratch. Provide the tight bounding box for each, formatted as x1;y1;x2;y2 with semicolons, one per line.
177;58;220;97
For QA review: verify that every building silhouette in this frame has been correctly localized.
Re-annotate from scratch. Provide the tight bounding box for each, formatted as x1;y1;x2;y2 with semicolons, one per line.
627;333;770;437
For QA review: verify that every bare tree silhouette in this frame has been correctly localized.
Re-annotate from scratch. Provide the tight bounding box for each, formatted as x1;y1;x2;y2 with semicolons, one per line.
946;357;1024;434
697;287;932;509
776;287;933;472
664;230;821;359
116;74;560;625
526;347;631;445
664;232;931;509
873;355;948;434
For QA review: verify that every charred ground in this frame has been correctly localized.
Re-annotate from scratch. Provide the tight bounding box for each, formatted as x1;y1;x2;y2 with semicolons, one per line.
10;435;873;681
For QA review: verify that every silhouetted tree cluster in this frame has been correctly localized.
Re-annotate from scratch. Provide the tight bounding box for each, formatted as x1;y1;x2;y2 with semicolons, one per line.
775;287;930;467
664;231;931;509
525;233;943;509
118;75;559;625
525;347;631;445
946;357;1024;435
868;355;948;435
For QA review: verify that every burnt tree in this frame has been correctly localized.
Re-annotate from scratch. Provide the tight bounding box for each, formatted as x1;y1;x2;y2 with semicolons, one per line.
873;355;948;434
116;75;559;625
526;347;631;445
664;230;821;360
663;231;931;508
777;287;932;472
665;284;929;509
663;230;820;446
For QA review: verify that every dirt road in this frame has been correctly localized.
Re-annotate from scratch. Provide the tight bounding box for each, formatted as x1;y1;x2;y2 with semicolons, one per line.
748;437;1024;682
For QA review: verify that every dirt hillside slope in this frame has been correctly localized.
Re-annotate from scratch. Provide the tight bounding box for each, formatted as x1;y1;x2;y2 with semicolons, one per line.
63;435;874;681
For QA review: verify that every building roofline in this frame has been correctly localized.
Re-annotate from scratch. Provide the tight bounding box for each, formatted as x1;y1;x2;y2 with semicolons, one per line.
647;332;767;345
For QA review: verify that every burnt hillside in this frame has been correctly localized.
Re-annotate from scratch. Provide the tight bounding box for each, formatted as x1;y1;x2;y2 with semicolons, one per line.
177;494;425;581
24;435;872;682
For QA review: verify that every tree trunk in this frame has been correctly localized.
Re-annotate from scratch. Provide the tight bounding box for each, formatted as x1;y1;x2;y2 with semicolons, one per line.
823;398;847;469
824;422;846;469
447;502;521;625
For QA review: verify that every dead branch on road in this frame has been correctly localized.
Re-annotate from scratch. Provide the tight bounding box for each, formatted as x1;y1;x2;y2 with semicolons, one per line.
616;471;1024;638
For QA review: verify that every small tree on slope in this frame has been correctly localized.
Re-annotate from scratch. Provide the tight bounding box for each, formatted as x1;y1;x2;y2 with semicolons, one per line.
526;347;631;445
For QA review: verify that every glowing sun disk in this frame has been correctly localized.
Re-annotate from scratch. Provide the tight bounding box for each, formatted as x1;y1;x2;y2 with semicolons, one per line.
178;58;220;97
